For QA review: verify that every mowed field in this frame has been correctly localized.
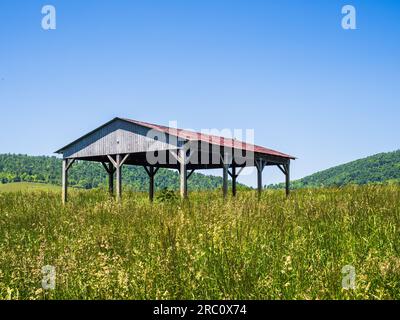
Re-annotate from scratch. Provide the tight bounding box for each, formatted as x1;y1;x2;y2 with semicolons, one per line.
0;185;399;299
0;182;60;192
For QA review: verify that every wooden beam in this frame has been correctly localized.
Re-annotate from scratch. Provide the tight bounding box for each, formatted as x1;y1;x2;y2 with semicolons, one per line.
62;159;68;204
169;150;179;163
186;149;195;164
116;154;122;201
237;166;245;176
143;166;150;176
223;165;228;198
149;166;154;202
62;159;75;204
232;164;237;197
107;155;118;168
285;161;290;197
143;166;159;202
255;158;265;172
187;169;195;180
222;166;228;199
101;161;110;174
108;162;114;196
144;166;159;178
256;159;265;199
120;154;130;166
178;149;187;199
66;158;75;171
277;164;286;175
257;165;262;198
106;154;130;201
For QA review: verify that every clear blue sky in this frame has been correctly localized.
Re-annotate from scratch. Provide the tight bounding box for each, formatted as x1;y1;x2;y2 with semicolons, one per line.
1;0;399;186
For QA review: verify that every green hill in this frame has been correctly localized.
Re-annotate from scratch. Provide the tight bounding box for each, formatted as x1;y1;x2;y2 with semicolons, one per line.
270;150;400;189
0;154;245;191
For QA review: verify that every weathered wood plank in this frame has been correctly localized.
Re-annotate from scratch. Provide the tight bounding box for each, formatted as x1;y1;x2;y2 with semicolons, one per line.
232;164;237;197
116;154;122;201
108;162;114;196
256;159;265;198
149;166;154;202
179;149;187;198
62;119;179;159
285;161;290;197
62;159;67;204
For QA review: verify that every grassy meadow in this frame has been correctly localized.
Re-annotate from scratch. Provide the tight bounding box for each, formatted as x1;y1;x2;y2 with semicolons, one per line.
0;185;399;300
0;182;60;192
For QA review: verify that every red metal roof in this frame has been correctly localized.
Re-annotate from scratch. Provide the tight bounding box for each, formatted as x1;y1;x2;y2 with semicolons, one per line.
122;118;295;160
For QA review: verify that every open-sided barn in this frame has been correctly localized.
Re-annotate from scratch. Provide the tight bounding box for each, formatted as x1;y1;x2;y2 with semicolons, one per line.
55;117;295;202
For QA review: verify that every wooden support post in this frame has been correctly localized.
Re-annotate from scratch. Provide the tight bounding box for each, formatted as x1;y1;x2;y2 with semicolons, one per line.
116;154;122;201
285;161;290;197
179;149;187;199
257;165;262;198
222;153;229;199
62;158;75;204
149;166;154;202
107;154;129;202
108;162;114;196
223;166;228;198
144;166;159;202
62;159;68;204
232;163;237;197
256;159;265;199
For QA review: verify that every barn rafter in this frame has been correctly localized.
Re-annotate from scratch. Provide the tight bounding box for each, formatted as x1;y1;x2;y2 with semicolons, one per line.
55;117;295;203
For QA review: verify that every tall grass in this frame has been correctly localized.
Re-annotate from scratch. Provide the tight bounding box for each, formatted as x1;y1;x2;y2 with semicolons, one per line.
0;185;399;299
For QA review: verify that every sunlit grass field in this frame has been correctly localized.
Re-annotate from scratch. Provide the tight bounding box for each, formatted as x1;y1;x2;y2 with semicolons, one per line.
0;182;60;192
0;185;399;300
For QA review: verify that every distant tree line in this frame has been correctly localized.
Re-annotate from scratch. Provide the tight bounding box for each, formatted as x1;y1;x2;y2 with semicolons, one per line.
0;154;249;191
